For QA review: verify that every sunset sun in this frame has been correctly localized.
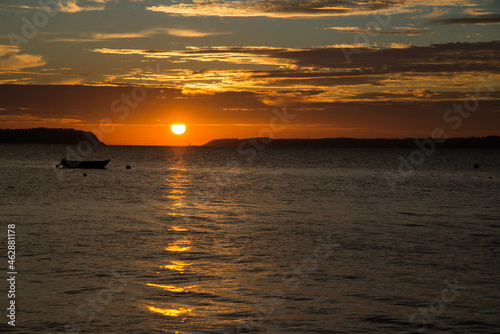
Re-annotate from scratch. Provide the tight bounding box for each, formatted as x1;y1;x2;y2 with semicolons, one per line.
171;124;186;135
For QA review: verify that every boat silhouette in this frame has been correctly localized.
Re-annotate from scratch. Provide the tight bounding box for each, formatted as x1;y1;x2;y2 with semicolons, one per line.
56;158;110;169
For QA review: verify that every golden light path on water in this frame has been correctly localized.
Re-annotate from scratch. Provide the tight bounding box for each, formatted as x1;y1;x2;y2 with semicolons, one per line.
146;283;193;293
164;159;192;252
162;261;192;273
147;150;197;322
169;226;189;232
165;239;192;252
147;306;193;317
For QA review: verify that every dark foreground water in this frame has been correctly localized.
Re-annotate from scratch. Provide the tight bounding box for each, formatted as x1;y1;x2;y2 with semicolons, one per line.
0;144;499;333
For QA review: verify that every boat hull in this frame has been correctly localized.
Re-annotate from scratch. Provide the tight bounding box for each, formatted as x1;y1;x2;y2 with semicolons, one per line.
60;159;110;169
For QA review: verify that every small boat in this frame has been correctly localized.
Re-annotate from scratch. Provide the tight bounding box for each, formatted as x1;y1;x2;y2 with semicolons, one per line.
56;158;110;169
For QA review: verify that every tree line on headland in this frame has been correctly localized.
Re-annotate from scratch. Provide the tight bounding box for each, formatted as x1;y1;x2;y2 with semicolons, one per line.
0;128;105;145
204;136;500;149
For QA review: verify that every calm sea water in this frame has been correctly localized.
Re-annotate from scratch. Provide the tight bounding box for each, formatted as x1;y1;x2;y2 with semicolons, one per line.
0;144;499;333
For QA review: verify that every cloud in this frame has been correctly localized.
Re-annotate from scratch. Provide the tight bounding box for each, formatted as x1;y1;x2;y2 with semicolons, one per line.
91;32;153;40
93;28;230;39
411;7;451;19
0;4;35;10
429;14;500;25
146;0;399;19
325;26;434;35
91;41;500;74
85;41;500;106
463;8;494;16
0;113;83;125
165;28;232;38
145;0;485;19
91;46;296;66
87;41;500;103
0;45;45;71
58;0;105;13
45;27;231;42
0;0;108;13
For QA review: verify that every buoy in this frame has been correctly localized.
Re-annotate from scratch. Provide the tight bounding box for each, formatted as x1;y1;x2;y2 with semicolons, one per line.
126;165;131;169
83;173;87;177
474;164;480;169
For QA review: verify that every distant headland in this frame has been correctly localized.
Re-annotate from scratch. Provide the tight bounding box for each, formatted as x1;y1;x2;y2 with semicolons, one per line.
204;136;500;149
0;128;105;145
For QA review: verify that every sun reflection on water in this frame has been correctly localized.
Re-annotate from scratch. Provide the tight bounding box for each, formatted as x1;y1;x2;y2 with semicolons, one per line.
169;226;189;232
164;150;191;212
146;283;193;293
147;306;192;317
163;261;192;273
165;239;192;252
149;149;195;324
166;212;187;217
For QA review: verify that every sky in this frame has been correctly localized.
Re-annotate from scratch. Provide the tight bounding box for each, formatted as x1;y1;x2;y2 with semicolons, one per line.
0;0;499;145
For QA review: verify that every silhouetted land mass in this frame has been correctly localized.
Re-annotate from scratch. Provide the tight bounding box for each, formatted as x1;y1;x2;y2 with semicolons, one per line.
0;128;105;145
204;136;500;148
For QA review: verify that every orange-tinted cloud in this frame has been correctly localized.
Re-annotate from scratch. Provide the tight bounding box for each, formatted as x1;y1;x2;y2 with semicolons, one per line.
91;41;500;72
146;0;481;19
58;0;105;13
146;0;388;19
0;45;45;71
45;27;231;42
82;41;500;110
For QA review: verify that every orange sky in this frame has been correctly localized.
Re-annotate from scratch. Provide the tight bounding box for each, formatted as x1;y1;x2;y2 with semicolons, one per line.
1;1;499;145
0;83;499;146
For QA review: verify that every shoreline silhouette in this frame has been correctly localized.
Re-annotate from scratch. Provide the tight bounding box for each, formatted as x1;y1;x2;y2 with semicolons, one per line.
2;128;499;148
203;136;500;149
0;128;105;145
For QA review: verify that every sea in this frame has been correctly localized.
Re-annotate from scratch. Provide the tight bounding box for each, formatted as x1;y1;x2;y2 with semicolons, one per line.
0;144;499;333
